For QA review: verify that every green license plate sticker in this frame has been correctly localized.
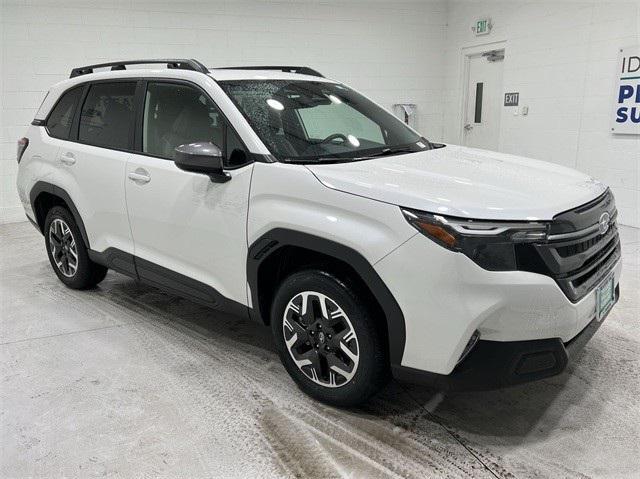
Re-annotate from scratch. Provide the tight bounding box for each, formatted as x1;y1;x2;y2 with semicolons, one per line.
596;275;615;321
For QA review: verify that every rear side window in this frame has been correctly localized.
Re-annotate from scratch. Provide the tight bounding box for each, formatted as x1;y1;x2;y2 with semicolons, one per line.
79;82;136;150
46;87;82;140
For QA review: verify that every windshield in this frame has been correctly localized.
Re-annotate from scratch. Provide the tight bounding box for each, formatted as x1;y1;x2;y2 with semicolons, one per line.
219;80;427;162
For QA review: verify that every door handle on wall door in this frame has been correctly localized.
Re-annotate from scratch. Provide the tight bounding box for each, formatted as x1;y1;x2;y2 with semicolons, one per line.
463;123;473;131
60;153;76;165
128;170;151;184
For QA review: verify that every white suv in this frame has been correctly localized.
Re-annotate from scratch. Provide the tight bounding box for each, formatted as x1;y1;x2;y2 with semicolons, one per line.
16;59;621;406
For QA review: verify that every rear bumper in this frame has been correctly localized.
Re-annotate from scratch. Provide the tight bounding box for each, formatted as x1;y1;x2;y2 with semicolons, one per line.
392;285;617;391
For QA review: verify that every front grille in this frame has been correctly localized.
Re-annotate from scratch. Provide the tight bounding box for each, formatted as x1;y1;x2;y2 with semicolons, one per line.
556;233;607;258
516;189;620;302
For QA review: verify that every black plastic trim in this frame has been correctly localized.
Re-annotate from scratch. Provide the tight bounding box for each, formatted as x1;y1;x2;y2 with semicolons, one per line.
88;248;249;319
70;59;209;78
29;181;91;248
26;214;40;231
247;228;406;365
216;66;324;78
88;248;137;278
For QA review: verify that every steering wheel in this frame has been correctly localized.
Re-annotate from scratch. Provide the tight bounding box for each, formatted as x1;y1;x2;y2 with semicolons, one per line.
320;133;348;144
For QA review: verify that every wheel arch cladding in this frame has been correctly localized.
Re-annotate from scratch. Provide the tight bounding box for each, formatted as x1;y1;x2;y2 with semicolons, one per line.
30;181;91;249
247;228;406;365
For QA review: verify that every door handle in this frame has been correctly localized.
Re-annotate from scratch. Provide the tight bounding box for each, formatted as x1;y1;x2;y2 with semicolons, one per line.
60;153;76;165
464;123;473;131
128;170;151;184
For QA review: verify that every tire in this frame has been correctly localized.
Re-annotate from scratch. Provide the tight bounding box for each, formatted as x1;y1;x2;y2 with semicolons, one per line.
43;206;108;289
271;269;389;407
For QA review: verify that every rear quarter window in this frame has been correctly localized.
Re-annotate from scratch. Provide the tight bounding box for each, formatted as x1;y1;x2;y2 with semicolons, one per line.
46;87;83;140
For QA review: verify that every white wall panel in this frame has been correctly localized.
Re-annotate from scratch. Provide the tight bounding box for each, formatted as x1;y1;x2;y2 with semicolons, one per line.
0;0;448;223
442;1;639;227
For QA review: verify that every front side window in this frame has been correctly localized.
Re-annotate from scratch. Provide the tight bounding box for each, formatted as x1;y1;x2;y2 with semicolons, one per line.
79;82;136;149
219;80;425;163
47;87;82;140
143;82;226;161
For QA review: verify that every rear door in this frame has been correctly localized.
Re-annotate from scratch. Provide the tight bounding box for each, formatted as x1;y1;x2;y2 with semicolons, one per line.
125;80;253;308
56;81;137;263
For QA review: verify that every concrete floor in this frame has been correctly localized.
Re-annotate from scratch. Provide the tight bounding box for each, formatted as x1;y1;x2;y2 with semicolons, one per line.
1;221;638;478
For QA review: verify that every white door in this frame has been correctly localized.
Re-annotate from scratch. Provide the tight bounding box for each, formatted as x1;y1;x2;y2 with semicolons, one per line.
125;81;253;306
463;50;504;150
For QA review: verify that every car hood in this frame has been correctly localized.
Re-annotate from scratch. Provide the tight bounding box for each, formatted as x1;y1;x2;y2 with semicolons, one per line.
306;144;608;221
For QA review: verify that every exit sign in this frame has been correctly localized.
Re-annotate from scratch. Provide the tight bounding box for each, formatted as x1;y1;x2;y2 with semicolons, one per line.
474;18;492;36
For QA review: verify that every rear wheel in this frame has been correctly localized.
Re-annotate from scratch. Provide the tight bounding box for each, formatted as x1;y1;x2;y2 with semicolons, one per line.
44;206;108;289
271;269;389;407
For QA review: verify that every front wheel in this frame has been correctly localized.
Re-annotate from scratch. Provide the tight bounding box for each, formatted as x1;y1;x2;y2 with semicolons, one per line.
271;270;389;407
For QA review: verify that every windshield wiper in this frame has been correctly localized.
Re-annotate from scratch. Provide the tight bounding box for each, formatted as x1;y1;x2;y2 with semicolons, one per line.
280;145;421;164
354;146;417;160
280;157;346;164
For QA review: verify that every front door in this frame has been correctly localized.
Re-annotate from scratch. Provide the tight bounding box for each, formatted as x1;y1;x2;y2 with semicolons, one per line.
463;50;505;150
125;81;253;307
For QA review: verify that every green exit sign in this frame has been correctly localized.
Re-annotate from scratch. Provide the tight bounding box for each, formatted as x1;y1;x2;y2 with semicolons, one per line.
475;18;492;35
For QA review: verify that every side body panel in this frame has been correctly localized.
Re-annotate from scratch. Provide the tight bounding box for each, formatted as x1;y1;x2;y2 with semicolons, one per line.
247;163;417;264
56;141;133;254
125;156;253;305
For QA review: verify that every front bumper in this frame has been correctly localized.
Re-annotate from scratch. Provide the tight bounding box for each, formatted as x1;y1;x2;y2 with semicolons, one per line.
392;283;618;390
374;232;622;376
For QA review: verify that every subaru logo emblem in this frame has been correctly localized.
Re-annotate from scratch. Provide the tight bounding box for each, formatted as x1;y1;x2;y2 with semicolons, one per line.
598;212;610;235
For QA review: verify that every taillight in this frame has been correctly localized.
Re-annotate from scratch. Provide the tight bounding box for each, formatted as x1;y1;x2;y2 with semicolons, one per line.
17;137;29;164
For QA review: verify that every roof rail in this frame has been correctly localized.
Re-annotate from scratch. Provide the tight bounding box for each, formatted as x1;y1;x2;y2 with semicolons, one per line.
69;59;209;78
215;66;324;78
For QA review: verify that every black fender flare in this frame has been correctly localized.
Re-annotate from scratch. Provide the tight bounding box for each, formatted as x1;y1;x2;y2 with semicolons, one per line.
29;181;91;249
247;228;406;365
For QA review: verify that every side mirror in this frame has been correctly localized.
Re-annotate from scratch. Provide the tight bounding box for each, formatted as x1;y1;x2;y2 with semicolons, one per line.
174;142;230;183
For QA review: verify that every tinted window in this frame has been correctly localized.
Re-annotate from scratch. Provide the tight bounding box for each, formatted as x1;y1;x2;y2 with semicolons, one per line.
79;82;136;149
47;87;82;140
143;82;225;160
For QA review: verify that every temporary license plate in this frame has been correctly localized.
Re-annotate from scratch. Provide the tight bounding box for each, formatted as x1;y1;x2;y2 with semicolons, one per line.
596;273;616;321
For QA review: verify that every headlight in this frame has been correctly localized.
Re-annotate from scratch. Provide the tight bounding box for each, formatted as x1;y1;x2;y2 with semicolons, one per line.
402;208;549;271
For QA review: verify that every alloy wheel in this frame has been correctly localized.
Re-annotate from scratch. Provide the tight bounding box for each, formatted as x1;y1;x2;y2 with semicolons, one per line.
282;291;359;388
48;218;78;278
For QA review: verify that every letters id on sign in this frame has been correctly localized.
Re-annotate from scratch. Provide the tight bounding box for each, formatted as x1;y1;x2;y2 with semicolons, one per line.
504;93;519;107
612;45;640;134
